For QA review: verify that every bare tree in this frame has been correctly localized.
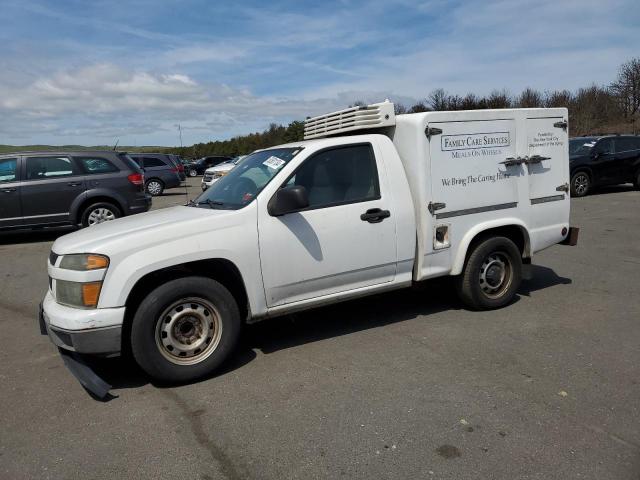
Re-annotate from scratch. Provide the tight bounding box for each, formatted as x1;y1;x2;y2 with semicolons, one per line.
486;89;512;109
428;89;449;111
610;58;640;126
394;103;407;115
517;87;543;108
408;101;430;113
544;89;573;108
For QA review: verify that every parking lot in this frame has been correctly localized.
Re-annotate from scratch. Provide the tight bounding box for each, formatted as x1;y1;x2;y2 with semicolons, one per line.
0;178;639;479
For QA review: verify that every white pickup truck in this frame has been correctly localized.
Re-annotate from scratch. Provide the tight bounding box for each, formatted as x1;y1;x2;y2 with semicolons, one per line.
40;102;577;386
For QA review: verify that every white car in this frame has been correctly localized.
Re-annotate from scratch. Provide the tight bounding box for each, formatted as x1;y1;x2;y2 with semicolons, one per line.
201;155;245;191
41;101;578;392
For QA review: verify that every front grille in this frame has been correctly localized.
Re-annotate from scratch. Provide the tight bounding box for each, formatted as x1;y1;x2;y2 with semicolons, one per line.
49;251;59;266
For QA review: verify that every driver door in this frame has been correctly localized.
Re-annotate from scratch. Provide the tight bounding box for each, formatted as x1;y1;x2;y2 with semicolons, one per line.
257;143;397;307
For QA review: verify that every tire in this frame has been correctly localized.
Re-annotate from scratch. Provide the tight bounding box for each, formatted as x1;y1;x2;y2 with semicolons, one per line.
455;236;522;310
189;168;198;177
570;171;590;197
145;179;164;196
634;170;640;190
81;202;121;227
130;276;241;383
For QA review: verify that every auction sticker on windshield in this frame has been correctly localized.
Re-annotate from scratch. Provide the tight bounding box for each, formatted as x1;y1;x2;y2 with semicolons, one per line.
263;156;286;170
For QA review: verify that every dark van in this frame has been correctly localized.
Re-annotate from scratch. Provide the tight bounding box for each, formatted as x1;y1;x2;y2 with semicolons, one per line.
0;151;150;230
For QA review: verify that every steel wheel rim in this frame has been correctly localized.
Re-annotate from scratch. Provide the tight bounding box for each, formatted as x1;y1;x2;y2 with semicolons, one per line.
573;174;588;195
147;181;162;195
189;169;197;177
87;207;116;225
479;251;513;299
155;297;222;365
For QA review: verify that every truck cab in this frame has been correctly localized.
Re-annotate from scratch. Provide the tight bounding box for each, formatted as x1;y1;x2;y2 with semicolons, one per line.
40;102;576;390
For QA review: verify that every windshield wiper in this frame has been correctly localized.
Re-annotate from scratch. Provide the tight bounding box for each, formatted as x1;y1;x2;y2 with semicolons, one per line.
197;199;225;209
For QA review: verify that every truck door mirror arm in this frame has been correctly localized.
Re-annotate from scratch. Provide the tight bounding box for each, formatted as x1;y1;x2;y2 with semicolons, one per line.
268;185;310;216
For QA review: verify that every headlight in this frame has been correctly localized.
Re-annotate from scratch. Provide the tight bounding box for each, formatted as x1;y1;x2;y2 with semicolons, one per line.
59;254;109;270
56;280;103;308
55;253;109;308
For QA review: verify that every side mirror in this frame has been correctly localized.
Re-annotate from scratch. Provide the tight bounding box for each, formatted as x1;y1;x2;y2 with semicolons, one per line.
268;185;309;216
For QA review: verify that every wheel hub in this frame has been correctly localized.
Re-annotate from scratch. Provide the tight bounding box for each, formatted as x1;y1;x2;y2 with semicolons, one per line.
479;252;512;298
155;299;222;365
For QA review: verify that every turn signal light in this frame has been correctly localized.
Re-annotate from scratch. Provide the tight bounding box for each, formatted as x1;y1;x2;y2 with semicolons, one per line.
86;254;109;270
82;282;102;307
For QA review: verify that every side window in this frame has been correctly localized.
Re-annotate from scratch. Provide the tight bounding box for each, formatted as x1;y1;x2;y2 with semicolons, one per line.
0;158;18;182
616;137;640;153
25;156;74;180
594;139;613;155
78;157;119;174
130;157;143;167
291;144;380;209
143;157;166;168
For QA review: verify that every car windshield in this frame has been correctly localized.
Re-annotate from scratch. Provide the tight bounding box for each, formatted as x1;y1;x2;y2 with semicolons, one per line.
192;147;302;210
570;138;597;156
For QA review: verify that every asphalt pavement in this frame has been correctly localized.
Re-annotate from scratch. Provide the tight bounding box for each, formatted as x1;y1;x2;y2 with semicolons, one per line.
0;178;639;479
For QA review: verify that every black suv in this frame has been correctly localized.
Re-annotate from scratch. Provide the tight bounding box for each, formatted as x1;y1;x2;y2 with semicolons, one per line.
185;156;232;176
0;151;151;230
128;153;184;196
569;135;640;197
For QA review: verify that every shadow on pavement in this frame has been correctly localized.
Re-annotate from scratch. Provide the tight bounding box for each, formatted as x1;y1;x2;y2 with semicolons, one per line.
0;227;76;245
84;264;571;397
585;183;636;196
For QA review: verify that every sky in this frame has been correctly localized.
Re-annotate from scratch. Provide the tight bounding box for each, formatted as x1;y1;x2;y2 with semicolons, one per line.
0;0;639;146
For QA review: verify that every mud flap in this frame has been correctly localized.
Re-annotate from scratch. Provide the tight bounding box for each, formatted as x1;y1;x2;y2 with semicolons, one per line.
58;348;113;400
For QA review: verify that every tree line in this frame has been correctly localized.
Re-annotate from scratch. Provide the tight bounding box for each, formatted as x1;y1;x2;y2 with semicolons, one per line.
168;58;640;158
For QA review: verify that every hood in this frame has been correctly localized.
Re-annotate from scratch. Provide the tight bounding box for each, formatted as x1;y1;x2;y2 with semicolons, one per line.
52;206;238;256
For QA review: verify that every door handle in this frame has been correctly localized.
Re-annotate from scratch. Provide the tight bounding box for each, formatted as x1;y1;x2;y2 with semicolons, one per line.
360;208;391;223
428;202;446;215
500;157;526;167
526;155;551;164
1;188;17;193
556;183;569;193
67;182;82;187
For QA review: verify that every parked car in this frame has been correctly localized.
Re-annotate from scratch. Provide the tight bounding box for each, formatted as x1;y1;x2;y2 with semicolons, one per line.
41;102;578;390
201;155;246;191
0;150;150;230
129;153;184;196
185;156;232;176
569;135;640;196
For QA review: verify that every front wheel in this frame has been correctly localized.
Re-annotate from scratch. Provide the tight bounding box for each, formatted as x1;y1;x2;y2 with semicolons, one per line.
188;168;198;177
455;236;522;310
130;276;241;383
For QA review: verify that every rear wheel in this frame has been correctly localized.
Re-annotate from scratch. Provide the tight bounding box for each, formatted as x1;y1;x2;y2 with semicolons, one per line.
81;202;121;227
189;168;198;177
146;179;164;196
456;236;522;310
570;171;590;197
633;170;640;190
130;276;241;383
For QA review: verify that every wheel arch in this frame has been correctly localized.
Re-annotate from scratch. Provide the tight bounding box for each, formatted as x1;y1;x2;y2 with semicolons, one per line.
451;220;531;276
121;258;250;353
74;194;124;224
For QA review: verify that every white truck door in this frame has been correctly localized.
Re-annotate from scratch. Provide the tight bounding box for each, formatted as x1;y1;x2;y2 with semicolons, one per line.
429;119;519;221
525;116;569;203
258;142;397;307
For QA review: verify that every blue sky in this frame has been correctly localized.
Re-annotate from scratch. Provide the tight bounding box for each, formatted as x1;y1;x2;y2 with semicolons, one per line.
1;0;639;146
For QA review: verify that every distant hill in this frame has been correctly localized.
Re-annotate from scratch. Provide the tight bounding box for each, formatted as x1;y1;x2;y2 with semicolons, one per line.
0;145;172;154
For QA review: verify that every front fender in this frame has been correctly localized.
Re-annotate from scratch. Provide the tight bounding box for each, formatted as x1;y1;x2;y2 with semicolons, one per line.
96;205;265;317
450;218;531;276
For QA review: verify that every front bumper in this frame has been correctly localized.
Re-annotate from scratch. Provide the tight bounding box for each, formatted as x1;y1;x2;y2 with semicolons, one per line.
40;292;124;355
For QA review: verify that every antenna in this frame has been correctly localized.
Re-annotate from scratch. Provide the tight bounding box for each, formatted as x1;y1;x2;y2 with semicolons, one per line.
177;124;183;148
113;138;120;151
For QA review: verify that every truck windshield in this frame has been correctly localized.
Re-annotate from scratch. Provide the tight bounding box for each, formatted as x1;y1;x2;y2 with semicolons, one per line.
192;147;301;210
